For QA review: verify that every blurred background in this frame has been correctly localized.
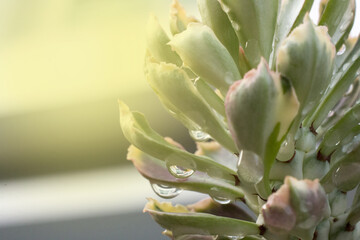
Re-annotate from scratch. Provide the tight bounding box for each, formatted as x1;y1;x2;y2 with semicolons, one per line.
0;0;359;239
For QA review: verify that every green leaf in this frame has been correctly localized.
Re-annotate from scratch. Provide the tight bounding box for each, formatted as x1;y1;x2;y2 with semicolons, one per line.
195;141;237;172
226;59;299;159
145;61;237;153
188;198;255;222
347;185;360;225
127;145;244;200
263;177;329;239
303;150;330;180
169;0;197;35
277;16;335;120
146;15;182;65
269;150;305;181
144;199;260;238
269;0;315;69
305;37;360;129
173;235;215;240
197;0;239;69
194;78;226;118
321;139;360;192
169;23;240;96
334;38;357;73
318;103;360;157
328;190;347;216
219;0;278;67
225;60;299;198
319;0;355;49
119;101;237;180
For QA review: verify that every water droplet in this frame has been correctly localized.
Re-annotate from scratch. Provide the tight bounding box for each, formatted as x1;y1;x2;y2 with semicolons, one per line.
215;236;242;240
237;150;263;183
168;165;194;178
328;110;335;118
337;44;346;55
339;23;348;31
296;128;317;152
352;54;358;62
209;187;232;205
276;136;295;161
345;84;354;96
193;77;200;85
224;71;236;85
232;22;240;31
332;163;360;191
221;4;231;13
213;197;231;205
302;100;316;116
151;183;182;199
165;155;196;178
189;130;212;142
324;132;341;149
342;63;351;71
341;134;360;154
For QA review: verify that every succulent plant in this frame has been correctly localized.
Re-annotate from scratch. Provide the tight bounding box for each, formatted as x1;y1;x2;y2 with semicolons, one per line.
119;0;360;239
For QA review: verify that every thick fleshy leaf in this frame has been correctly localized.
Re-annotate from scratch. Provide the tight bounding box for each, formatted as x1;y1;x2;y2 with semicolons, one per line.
318;103;360;157
169;0;197;35
119;101;237;180
328;190;347;217
305;37;360;128
147;15;182;65
188;198;255;222
288;178;330;230
194;78;226;118
225;59;299;198
334;37;358;73
316;78;360;138
270;150;305;181
145;61;237;153
321;138;360;192
262;177;330;239
169;23;240;96
127;145;244;200
303;150;330;180
269;0;314;68
314;219;330;240
347;185;360;225
277;16;335;120
318;0;355;49
319;0;329;16
226;59;299;158
195;141;237;172
218;0;278;67
171;234;215;240
197;0;239;68
144;199;260;238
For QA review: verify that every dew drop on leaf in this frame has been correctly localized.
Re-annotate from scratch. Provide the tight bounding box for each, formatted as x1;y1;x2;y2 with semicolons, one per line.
337;44;346;55
165;154;196;179
211;196;231;205
209;187;232;205
189;129;212;142
168;165;195;178
276;136;295;162
237;150;263;183
151;183;183;199
215;235;243;240
345;84;354;96
332;163;360;191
